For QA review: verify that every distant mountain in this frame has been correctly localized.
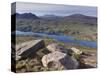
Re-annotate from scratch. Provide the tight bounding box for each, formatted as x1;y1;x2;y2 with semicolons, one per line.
15;13;97;35
39;14;97;25
42;15;57;17
12;13;39;19
66;14;96;19
39;15;62;20
62;14;97;25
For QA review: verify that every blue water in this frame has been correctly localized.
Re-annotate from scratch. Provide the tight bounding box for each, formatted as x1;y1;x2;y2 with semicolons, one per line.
13;30;97;48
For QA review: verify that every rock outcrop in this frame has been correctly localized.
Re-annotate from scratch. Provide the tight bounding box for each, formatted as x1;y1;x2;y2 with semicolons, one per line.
13;39;96;70
16;39;45;60
42;43;79;69
41;51;67;67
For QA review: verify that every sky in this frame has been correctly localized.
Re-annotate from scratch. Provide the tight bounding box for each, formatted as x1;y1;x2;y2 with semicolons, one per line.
12;2;97;17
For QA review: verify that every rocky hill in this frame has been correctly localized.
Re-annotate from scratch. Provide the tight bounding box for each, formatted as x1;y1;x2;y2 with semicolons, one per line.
12;13;39;19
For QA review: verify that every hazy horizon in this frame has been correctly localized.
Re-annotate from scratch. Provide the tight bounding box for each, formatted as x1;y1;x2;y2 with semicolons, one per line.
12;2;97;17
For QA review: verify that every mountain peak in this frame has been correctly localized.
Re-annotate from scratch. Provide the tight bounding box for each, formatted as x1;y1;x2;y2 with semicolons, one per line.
67;14;88;18
12;13;39;19
65;14;97;20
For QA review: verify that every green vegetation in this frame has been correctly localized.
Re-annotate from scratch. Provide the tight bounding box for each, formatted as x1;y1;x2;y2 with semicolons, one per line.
16;36;38;44
16;14;97;41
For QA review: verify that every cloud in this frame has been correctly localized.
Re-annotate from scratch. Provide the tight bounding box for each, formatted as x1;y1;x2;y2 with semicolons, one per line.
14;2;97;17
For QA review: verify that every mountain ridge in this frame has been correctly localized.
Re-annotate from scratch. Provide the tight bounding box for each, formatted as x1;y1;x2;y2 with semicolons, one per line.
12;13;39;19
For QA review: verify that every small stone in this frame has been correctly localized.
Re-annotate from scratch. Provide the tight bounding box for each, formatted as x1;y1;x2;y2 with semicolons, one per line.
70;47;82;55
46;43;61;52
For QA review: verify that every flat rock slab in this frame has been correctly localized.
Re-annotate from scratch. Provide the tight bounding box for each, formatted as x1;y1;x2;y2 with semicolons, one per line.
16;39;45;60
79;53;97;68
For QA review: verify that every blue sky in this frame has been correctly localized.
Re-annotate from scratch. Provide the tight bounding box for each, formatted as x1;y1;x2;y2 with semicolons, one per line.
12;2;97;17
